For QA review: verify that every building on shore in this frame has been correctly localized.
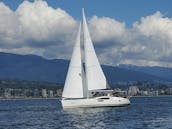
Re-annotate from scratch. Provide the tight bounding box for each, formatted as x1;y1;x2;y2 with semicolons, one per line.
48;90;54;98
34;89;40;97
41;89;47;98
4;88;12;98
128;86;140;96
56;89;62;97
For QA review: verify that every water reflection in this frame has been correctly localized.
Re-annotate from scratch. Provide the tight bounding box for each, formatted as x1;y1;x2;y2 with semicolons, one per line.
63;107;113;129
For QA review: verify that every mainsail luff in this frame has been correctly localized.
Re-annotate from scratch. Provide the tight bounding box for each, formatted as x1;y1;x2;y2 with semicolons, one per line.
62;23;86;98
82;8;107;90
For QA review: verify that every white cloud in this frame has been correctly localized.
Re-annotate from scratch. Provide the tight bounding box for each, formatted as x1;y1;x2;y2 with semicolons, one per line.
133;11;172;42
132;12;172;62
88;11;172;67
0;0;77;59
16;0;77;44
0;2;21;46
89;16;127;44
120;59;172;68
0;0;172;67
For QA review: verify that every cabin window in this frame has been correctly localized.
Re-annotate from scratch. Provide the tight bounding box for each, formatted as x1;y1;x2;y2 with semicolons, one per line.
99;97;110;99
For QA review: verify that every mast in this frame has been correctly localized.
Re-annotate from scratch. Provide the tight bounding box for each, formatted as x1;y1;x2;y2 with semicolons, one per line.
82;8;108;91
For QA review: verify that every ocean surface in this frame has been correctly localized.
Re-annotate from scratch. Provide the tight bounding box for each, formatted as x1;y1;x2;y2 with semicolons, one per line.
0;97;172;129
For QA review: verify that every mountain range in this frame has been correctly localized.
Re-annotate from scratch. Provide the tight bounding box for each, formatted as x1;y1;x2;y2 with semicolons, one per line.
0;52;171;86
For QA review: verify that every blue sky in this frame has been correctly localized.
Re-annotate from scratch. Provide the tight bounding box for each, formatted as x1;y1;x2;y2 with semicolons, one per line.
0;0;172;67
1;0;172;26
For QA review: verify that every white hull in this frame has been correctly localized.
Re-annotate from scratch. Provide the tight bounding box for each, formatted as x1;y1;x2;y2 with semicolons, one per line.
61;96;130;109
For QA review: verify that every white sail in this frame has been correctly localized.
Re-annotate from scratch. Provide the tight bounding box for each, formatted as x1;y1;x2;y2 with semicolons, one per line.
62;23;86;98
82;8;107;90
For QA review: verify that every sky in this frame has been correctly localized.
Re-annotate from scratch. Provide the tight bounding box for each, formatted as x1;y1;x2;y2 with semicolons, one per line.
0;0;172;67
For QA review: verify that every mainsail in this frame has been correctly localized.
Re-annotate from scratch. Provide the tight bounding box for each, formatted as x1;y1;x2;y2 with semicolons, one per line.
82;8;107;91
62;23;86;98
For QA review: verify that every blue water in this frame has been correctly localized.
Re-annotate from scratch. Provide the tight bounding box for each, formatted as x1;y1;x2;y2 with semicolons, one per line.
0;97;172;129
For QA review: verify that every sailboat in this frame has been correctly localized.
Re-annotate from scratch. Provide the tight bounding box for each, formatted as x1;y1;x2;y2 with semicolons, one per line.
61;9;130;108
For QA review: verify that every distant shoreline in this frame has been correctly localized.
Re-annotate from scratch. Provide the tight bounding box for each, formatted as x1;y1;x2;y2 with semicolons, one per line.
0;97;60;101
131;95;172;98
0;95;172;101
